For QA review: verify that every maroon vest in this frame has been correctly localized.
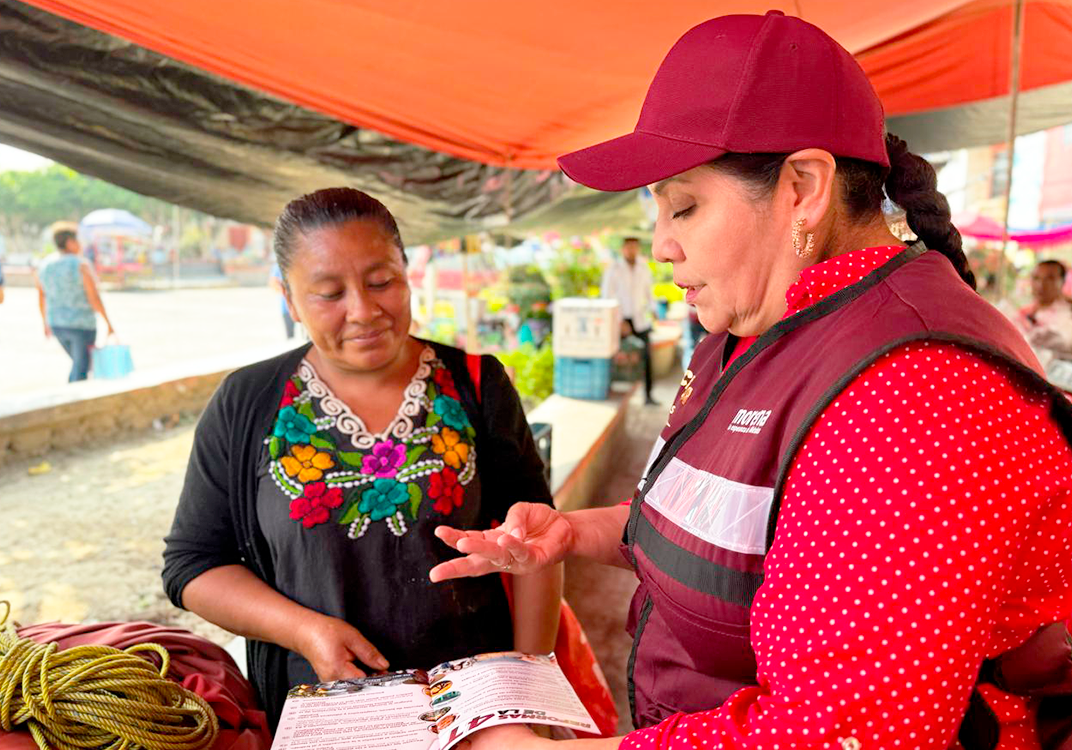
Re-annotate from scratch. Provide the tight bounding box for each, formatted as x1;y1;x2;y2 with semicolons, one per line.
624;246;1072;730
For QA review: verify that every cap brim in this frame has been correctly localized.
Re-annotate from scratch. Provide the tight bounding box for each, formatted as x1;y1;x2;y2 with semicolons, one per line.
557;131;726;192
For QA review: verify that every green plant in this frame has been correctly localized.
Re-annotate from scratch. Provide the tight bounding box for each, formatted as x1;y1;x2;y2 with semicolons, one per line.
179;225;205;258
506;266;552;321
424;320;459;348
546;244;603;300
480;290;510;313
649;259;675;284
496;342;554;409
653;281;685;303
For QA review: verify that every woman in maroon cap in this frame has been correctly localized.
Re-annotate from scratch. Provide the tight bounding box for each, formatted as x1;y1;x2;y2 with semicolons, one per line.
433;11;1072;750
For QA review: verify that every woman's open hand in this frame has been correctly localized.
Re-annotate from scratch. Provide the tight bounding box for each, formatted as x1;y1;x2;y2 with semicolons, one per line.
429;502;574;582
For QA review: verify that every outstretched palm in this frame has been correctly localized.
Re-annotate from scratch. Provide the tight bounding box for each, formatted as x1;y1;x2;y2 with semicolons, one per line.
429;502;573;582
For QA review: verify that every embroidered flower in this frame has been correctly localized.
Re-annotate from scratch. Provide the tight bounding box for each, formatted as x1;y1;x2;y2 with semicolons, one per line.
433;395;470;431
433;367;460;399
289;481;344;528
429;468;464;515
358;477;409;521
280;445;335;483
361;439;407;478
273;405;317;444
280;379;301;409
430;427;470;470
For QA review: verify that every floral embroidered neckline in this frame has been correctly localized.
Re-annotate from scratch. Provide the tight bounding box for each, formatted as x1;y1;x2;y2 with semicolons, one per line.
298;346;436;451
265;349;478;539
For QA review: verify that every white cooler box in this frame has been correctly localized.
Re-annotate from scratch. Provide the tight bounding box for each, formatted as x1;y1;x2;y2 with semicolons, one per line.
552;298;621;358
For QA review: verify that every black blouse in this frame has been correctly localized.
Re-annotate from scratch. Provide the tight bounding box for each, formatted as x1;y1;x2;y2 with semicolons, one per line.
163;339;552;729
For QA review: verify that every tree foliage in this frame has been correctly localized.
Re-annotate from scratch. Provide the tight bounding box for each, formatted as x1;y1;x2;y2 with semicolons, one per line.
0;165;174;227
0;166;180;256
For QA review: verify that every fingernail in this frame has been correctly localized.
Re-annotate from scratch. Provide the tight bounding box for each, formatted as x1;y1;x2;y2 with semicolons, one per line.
510;528;524;540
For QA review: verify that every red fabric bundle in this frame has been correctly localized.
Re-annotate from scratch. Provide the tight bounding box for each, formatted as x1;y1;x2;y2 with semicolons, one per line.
0;621;271;750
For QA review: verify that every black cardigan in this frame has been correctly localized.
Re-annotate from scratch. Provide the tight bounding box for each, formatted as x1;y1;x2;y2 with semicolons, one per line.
162;340;551;729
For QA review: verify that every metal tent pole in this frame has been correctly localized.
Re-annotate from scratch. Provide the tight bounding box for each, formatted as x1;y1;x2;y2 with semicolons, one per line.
171;203;181;289
463;235;474;352
997;0;1026;299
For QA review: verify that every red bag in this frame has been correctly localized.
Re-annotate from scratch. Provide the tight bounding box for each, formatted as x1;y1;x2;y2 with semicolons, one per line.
500;574;619;737
466;354;619;737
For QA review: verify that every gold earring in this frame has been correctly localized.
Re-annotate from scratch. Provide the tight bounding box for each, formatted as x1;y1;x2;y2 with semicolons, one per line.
792;218;816;259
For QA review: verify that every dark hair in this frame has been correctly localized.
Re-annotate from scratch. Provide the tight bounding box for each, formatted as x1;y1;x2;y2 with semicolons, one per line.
707;133;976;290
53;223;78;252
273;187;406;279
882;134;974;289
1038;259;1068;281
622;237;641;245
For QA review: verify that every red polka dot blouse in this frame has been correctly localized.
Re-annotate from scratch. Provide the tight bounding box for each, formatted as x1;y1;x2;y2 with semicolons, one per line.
624;246;1072;750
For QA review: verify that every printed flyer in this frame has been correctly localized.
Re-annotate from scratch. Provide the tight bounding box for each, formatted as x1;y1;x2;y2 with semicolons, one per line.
270;652;597;750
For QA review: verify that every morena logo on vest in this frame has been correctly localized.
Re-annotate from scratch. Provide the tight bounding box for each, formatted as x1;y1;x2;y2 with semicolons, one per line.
727;408;772;435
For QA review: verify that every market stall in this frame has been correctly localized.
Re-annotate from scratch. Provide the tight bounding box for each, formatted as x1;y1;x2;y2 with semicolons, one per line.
1;3;1071;745
78;207;153;286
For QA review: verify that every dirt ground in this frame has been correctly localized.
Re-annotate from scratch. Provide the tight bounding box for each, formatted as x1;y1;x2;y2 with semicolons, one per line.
0;418;232;644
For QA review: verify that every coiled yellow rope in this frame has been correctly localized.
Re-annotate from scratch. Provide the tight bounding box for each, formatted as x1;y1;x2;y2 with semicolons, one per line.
0;602;218;750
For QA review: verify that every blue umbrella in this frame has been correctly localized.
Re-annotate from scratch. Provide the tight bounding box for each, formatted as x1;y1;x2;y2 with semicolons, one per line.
79;208;152;237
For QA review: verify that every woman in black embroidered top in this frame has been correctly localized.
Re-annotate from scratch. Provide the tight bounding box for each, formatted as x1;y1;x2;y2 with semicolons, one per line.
162;188;562;728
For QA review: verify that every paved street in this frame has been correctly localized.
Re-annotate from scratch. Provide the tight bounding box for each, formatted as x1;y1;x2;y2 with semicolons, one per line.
1;286;294;403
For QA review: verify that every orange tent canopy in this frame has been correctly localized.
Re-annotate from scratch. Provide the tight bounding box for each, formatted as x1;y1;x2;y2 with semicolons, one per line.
20;0;1072;169
860;0;1072;115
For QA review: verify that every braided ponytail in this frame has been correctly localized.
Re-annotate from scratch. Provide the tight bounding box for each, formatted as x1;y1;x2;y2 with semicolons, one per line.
884;134;976;290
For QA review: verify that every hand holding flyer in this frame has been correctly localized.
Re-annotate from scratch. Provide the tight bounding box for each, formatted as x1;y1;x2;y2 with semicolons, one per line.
270;652;596;750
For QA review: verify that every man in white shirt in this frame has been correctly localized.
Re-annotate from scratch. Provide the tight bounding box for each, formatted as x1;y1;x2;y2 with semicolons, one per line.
1018;259;1072;367
602;237;657;405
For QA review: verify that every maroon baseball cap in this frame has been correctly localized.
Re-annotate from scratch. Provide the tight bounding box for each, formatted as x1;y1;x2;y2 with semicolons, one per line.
558;11;889;192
